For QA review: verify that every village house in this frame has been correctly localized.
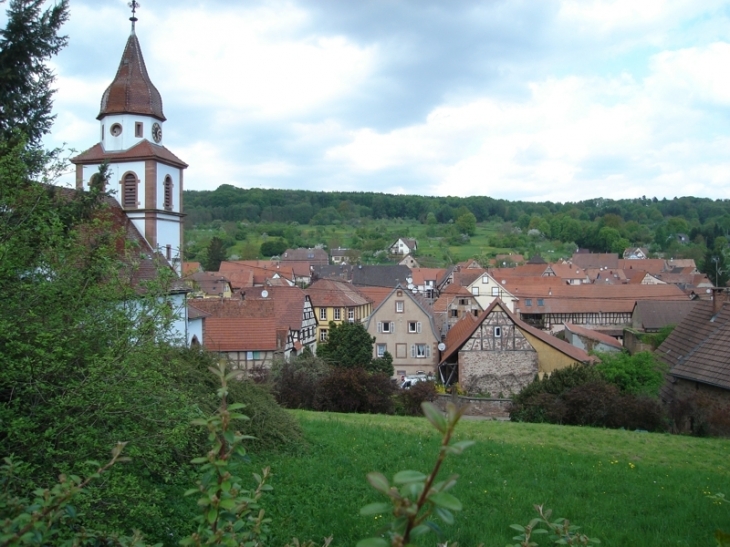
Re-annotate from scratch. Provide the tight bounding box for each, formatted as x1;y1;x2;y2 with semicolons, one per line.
388;237;418;256
218;260;295;290
562;322;622;353
658;289;730;432
305;278;372;342
432;284;482;337
365;285;440;379
438;300;593;395
185;271;232;299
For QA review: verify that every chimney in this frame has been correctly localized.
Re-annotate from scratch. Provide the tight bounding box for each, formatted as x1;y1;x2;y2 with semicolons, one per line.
712;287;727;316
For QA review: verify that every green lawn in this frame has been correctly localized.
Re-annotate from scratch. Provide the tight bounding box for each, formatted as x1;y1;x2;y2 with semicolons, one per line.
249;411;730;546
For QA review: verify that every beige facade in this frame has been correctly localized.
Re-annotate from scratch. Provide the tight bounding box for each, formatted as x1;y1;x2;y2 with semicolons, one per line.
366;287;439;378
465;272;518;312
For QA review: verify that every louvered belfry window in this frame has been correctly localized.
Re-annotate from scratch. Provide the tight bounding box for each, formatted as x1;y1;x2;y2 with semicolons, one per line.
123;173;137;208
163;176;173;210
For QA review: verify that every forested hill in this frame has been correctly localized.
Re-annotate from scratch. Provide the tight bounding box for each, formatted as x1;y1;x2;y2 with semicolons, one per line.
184;184;730;229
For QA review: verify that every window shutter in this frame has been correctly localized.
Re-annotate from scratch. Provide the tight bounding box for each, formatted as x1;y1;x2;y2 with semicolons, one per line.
417;322;422;333
411;344;415;357
377;322;382;333
426;345;430;357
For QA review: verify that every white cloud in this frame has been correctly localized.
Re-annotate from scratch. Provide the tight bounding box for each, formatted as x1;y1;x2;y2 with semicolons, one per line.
325;40;730;201
147;4;378;122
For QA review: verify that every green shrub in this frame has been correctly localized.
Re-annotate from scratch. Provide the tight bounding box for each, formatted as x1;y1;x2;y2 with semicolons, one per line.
314;368;396;414
396;381;437;416
595;350;666;396
271;352;331;410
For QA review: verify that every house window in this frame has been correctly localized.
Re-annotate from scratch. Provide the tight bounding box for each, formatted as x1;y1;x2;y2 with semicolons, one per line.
163;176;173;210
492;287;499;296
412;344;429;358
320;329;328;341
450;309;458;318
494;326;502;338
135;122;143;137
459;299;468;306
334;308;341;320
319;308;327;321
482;275;489;284
537;298;544;307
408;321;421;333
396;301;404;313
378;321;393;333
473;309;479;316
122;173;137;208
348;308;355;321
472;287;479;296
101;125;104;140
376;344;387;358
525;299;532;306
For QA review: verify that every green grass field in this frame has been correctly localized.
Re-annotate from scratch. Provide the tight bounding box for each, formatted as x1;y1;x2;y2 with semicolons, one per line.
249;411;730;546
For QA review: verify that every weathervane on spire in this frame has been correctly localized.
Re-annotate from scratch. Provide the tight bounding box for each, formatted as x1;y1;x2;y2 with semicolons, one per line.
128;0;140;31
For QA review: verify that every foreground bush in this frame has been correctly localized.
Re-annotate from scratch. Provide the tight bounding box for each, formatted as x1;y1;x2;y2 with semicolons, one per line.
395;380;438;416
314;368;397;414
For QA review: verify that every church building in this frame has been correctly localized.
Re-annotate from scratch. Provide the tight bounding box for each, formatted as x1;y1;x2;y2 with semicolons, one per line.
71;8;187;275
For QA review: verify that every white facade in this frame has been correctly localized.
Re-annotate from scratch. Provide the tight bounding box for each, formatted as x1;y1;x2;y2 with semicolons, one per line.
100;113;163;151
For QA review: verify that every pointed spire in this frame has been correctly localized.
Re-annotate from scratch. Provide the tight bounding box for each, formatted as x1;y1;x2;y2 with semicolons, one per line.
97;7;165;122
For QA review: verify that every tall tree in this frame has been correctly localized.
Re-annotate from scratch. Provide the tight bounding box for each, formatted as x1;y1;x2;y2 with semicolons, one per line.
205;235;226;270
0;0;69;149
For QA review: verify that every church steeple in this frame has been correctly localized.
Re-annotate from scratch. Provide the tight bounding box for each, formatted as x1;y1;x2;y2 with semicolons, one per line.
97;4;165;121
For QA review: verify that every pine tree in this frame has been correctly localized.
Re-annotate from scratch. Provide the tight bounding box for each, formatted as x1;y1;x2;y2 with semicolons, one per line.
0;0;69;148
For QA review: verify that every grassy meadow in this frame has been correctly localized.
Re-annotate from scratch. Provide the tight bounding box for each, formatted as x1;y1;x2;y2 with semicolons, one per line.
249;411;730;546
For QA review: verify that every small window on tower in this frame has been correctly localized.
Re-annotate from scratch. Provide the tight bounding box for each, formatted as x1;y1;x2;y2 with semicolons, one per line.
135;122;143;138
163;176;173;211
166;244;172;260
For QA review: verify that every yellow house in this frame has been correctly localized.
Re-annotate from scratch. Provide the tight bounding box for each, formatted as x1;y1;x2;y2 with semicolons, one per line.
305;279;372;343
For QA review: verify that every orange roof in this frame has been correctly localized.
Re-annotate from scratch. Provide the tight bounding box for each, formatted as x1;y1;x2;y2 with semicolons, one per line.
183;261;202;275
219;261;294;288
357;286;393;310
617;259;666;275
409;268;446;285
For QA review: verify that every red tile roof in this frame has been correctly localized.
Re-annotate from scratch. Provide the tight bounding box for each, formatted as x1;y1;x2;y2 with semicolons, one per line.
305;279;371;308
71;141;188;169
357;286;393;310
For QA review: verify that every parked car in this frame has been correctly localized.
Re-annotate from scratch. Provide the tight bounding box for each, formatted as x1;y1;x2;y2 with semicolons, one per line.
400;373;430;389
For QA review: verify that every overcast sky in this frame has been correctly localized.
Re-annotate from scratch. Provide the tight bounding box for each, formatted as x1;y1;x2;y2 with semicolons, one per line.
35;0;730;202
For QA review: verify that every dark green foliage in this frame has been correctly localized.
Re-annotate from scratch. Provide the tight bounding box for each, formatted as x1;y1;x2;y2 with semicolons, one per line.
313;368;396;414
395;380;437;416
0;0;69;148
595;350;666;396
371;350;395;377
318;321;377;370
669;392;730;437
260;237;287;257
204;235;226;270
270;352;331;410
510;365;667;431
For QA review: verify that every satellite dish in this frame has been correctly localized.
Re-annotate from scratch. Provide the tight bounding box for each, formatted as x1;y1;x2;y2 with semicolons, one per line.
407;283;414;289
261;290;269;298
438;343;446;351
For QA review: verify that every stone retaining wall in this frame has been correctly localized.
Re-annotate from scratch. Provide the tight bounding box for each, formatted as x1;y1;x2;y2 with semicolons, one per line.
433;394;511;419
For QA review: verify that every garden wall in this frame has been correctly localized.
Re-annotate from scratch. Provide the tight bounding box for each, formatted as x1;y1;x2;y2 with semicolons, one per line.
434;394;511;419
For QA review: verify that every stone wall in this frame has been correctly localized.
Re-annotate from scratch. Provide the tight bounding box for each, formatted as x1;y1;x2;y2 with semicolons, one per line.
433;394;511;419
458;350;538;397
624;330;654;355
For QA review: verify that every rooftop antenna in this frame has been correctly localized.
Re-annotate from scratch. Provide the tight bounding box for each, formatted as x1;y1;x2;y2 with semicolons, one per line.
128;0;140;32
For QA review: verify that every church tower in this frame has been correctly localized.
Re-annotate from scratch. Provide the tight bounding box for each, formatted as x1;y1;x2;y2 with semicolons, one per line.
72;4;187;274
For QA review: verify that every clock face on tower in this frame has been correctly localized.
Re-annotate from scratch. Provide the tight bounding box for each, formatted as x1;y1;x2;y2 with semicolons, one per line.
152;122;162;143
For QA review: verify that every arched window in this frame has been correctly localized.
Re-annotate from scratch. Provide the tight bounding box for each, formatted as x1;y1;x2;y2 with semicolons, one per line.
123;172;138;208
163;175;173;210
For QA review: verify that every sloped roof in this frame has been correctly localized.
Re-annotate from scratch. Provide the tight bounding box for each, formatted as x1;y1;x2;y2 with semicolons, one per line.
563;322;623;349
439;300;593;365
219;261;295;288
98;32;165;121
189;298;280;351
632;300;698;331
357;286;393;310
367;284;438;338
571;253;619;269
71;140;188;169
409;267;446;285
183;261;202;276
658;296;730;390
281;248;328;264
186;271;231;296
617;259;667;275
305;278;371;308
